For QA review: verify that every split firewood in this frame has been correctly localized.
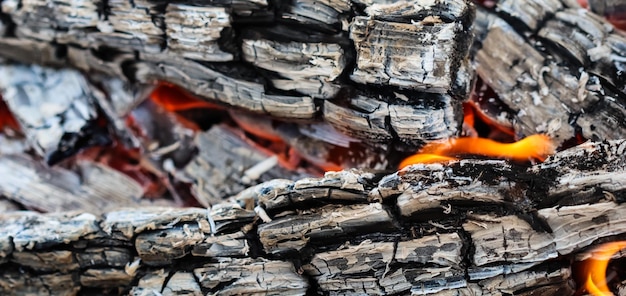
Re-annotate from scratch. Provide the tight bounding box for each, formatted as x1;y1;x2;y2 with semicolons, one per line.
0;64;105;164
0;139;625;295
175;124;309;207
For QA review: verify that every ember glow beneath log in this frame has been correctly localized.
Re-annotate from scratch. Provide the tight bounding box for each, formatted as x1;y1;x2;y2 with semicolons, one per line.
146;80;384;174
400;95;557;169
0;98;20;134
150;83;221;112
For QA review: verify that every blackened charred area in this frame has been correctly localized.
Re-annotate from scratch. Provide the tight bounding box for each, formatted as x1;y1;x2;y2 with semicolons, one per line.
202;61;268;86
47;122;113;166
261;192;370;216
216;26;240;61
0;7;15;38
238;23;350;45
174;108;227;133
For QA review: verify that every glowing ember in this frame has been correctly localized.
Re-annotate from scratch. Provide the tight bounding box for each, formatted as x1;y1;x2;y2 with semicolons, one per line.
606;14;626;31
399;134;556;169
0;97;21;134
230;113;283;142
79;143;167;198
462;101;515;140
150;82;221;112
147;82;345;174
581;241;626;296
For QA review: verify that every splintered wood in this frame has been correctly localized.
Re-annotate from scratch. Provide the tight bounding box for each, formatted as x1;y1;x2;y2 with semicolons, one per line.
0;155;147;213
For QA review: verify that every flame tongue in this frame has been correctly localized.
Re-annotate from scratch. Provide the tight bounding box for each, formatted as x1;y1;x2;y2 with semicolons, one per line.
399;154;457;167
399;134;556;169
583;241;626;296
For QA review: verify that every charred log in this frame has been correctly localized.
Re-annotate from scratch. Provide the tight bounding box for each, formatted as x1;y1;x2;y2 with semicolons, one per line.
1;140;625;295
0;0;475;150
1;0;626;295
472;0;626;145
0;0;624;152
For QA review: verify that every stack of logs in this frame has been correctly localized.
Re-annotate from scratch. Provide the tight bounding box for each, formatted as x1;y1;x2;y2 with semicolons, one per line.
0;0;625;295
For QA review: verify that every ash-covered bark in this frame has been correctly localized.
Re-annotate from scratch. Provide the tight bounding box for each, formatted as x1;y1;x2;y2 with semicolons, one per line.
0;65;101;163
0;155;152;213
2;140;626;295
1;0;626;295
176;125;309;207
0;0;475;150
473;0;626;145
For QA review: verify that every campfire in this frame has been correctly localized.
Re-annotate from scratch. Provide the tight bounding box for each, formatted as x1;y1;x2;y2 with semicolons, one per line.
0;0;625;295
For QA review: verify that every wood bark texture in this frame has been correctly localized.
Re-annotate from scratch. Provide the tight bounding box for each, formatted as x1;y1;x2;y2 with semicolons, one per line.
473;0;626;145
0;0;476;150
1;140;626;295
0;0;626;295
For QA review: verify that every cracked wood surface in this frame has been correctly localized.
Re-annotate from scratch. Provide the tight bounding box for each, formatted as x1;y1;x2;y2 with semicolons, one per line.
0;0;475;150
0;155;154;213
473;0;626;145
1;140;626;295
0;0;626;295
0;0;623;156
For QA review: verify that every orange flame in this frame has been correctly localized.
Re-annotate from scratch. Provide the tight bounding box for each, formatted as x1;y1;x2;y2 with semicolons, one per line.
399;134;556;169
463;102;476;128
582;241;626;296
462;101;515;138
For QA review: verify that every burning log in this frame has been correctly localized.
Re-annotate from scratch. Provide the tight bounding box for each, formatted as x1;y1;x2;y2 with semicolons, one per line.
0;140;625;294
0;0;475;150
0;0;625;295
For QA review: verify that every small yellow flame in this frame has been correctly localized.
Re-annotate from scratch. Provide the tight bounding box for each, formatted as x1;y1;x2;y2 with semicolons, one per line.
399;134;556;169
583;241;626;296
